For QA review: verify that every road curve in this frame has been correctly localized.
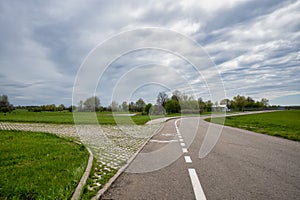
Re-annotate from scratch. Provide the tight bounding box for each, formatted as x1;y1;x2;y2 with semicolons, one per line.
102;117;300;199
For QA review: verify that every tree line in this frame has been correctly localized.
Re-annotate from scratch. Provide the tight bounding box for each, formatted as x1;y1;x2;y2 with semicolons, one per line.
74;90;272;114
0;92;280;114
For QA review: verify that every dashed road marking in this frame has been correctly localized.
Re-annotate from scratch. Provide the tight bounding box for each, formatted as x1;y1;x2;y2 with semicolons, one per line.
162;133;176;136
188;168;207;200
184;156;192;163
150;139;178;143
175;118;206;200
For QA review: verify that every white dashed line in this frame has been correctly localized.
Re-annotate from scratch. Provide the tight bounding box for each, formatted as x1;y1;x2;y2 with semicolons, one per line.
162;133;175;136
184;156;192;163
150;139;178;143
175;119;206;200
188;168;207;200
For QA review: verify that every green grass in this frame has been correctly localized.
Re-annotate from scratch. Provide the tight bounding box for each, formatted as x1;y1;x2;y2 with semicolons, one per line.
0;130;89;199
80;160;117;200
206;110;300;141
0;110;156;125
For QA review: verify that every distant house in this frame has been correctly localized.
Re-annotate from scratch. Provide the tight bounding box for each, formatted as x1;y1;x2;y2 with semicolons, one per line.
212;104;230;112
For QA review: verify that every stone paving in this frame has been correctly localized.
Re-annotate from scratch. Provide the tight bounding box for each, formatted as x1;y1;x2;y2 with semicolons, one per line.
0;122;160;194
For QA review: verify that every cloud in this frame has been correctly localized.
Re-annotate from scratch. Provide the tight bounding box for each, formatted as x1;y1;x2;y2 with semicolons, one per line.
0;0;299;106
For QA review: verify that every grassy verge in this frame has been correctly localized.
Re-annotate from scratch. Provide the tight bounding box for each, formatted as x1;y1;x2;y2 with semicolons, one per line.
0;130;89;199
205;110;300;141
80;159;117;199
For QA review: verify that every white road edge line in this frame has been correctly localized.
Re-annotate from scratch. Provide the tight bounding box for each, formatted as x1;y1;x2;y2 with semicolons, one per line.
188;168;207;200
184;156;192;163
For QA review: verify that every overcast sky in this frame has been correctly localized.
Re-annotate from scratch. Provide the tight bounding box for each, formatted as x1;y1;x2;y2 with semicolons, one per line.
0;0;299;106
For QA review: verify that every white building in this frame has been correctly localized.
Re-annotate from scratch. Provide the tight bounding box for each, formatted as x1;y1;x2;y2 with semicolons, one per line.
212;104;230;112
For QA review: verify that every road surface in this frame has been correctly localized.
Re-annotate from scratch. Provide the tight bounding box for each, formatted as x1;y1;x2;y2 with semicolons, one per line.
101;117;300;199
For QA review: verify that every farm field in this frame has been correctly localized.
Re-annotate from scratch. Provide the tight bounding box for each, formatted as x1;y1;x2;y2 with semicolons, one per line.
206;110;300;141
0;130;89;199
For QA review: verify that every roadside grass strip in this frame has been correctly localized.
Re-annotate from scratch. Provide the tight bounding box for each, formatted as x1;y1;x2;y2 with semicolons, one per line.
206;110;300;141
0;130;89;199
0;122;160;199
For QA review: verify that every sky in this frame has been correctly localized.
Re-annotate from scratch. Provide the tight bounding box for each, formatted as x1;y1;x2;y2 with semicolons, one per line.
0;0;299;106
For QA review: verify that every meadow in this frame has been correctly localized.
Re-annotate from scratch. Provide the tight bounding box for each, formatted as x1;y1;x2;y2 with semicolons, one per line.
0;130;89;199
206;110;300;141
0;109;155;125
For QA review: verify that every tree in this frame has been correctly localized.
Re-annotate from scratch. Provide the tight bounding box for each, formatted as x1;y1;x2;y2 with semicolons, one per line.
220;99;231;108
57;104;65;111
171;94;179;102
165;100;180;114
0;95;13;113
157;92;168;107
205;100;213;112
83;96;100;112
135;98;145;112
144;103;152;115
129;102;135;112
122;101;128;111
78;100;83;112
172;90;182;101
261;98;269;108
198;97;205;113
110;101;119;112
233;95;247;111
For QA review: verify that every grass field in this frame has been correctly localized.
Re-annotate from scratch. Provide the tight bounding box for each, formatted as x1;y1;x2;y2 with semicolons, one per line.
206;110;300;141
0;110;155;125
0;130;89;199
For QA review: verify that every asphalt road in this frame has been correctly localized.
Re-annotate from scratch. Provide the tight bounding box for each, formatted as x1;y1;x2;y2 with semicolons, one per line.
101;117;300;200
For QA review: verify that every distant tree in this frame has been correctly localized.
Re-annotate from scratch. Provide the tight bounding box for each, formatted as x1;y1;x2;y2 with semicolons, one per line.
181;93;189;101
45;104;56;111
83;96;100;112
121;101;128;111
135;98;146;112
172;90;182;101
261;98;269;108
57;104;65;111
152;105;165;115
110;100;119;112
78;100;83;112
233;95;247;111
165;100;180;114
144;103;152;115
129;102;135;112
205;100;213;112
220;99;231;108
198;97;205;113
157;92;168;107
171;94;179;102
0;95;14;113
67;105;76;112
